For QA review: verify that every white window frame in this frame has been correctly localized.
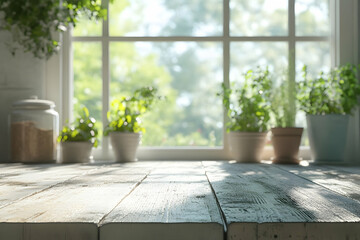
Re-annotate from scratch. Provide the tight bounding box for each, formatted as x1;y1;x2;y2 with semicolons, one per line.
45;0;359;161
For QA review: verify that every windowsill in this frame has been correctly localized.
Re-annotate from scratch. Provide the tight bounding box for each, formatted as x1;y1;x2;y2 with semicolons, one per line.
90;146;312;161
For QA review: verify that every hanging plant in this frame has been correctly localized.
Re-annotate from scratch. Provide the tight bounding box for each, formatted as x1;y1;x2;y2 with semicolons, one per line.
0;0;108;59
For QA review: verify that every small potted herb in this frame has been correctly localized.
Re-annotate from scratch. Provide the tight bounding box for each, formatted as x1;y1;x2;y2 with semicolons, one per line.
219;67;272;162
104;87;162;162
270;71;303;164
58;107;99;163
298;64;360;163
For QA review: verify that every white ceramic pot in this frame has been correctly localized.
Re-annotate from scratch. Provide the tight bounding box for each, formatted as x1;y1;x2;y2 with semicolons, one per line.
60;141;93;163
109;132;141;162
306;114;349;163
228;131;267;163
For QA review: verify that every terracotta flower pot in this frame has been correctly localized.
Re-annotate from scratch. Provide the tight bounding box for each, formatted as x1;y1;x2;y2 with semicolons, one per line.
60;141;93;163
228;131;267;163
271;127;303;164
110;132;141;162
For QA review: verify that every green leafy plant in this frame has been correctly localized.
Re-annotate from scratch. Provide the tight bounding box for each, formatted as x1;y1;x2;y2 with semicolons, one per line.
218;67;272;132
298;64;360;115
270;70;297;127
58;107;99;147
0;0;108;59
104;87;163;136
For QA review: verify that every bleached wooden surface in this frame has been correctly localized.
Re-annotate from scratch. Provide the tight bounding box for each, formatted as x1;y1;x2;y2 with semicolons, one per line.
203;162;360;240
278;164;360;202
100;162;224;240
0;163;153;240
0;164;103;209
0;161;359;240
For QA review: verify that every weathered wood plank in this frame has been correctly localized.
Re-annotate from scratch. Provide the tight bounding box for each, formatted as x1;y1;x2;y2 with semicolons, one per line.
1;161;360;240
0;164;60;180
0;163;153;240
0;164;105;209
327;165;360;175
0;223;98;240
203;161;360;240
277;164;360;202
100;161;224;240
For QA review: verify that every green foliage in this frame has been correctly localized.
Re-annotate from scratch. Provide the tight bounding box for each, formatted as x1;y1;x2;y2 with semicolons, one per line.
270;70;297;127
104;87;163;135
298;64;360;115
218;67;272;132
0;0;109;59
58;107;99;147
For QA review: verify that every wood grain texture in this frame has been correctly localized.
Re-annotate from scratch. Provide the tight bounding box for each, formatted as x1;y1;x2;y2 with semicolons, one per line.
0;164;103;209
203;161;360;240
0;163;152;240
327;165;360;175
1;162;360;240
100;161;224;240
277;164;360;202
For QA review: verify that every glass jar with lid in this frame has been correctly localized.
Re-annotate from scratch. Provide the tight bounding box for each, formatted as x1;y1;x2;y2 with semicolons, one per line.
10;96;59;163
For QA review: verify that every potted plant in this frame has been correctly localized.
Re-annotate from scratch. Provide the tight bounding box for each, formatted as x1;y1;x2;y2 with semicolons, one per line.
58;107;99;163
270;72;303;164
219;67;272;162
104;87;162;162
298;64;360;163
0;0;108;59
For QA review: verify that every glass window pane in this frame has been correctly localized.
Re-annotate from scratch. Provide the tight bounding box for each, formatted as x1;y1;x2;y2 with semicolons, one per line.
230;0;288;36
296;42;331;145
230;42;288;84
109;0;222;36
295;0;330;36
296;42;331;79
110;42;223;146
72;15;102;36
73;42;103;133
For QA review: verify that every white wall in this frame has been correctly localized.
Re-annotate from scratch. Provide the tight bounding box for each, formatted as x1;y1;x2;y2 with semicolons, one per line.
337;0;360;163
0;31;46;162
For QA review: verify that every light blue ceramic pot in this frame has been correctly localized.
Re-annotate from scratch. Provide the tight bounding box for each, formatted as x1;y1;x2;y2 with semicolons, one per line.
306;114;350;163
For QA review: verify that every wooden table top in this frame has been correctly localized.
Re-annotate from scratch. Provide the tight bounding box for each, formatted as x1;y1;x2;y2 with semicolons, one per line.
0;161;359;240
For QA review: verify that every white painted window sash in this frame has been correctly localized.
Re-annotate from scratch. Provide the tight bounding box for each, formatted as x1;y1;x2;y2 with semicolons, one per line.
58;0;349;161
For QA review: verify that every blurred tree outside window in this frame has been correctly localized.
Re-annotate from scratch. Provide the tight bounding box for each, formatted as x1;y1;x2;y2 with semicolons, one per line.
71;0;330;148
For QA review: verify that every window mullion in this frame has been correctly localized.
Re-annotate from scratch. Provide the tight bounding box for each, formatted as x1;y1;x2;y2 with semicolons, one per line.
63;29;73;125
102;0;110;158
72;36;328;42
288;0;296;119
223;0;231;155
289;0;296;76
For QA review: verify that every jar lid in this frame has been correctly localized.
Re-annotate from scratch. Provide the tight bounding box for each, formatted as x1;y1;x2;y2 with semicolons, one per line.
12;96;55;110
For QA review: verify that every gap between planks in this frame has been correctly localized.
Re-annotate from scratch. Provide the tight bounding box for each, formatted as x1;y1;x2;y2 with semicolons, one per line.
201;161;228;235
98;172;150;226
202;161;360;240
99;161;225;240
0;163;156;240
